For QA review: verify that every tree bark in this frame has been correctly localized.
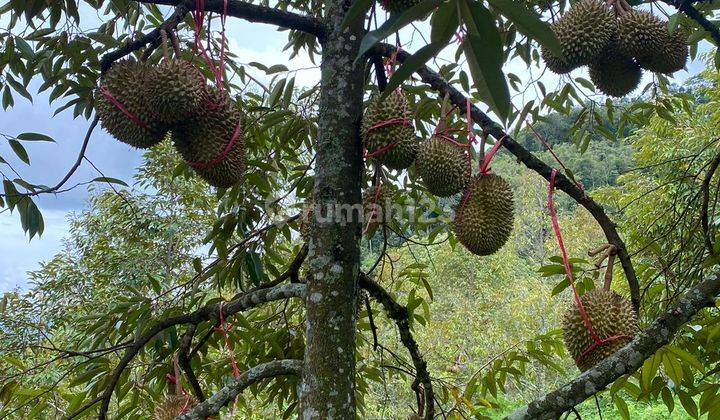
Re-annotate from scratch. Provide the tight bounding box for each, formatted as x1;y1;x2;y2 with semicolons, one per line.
298;0;365;417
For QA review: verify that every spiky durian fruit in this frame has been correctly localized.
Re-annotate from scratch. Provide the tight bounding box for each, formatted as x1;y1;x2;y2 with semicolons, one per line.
562;288;638;372
361;91;417;170
146;59;204;125
453;174;514;256
153;394;197;420
541;0;616;73
95;59;167;148
172;89;245;188
379;0;421;15
638;29;689;74
589;44;642;97
617;10;666;66
362;185;395;235
416;137;468;197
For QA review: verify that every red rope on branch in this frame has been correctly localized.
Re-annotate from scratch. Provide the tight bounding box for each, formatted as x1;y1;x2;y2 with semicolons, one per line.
99;86;154;133
478;135;505;175
548;169;601;345
186;121;242;170
193;0;228;97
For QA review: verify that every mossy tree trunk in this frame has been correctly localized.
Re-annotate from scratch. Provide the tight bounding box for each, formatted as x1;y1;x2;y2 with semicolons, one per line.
298;0;365;417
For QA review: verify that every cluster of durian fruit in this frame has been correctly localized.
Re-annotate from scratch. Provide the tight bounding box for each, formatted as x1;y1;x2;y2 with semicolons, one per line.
541;0;689;97
343;89;515;256
94;32;244;188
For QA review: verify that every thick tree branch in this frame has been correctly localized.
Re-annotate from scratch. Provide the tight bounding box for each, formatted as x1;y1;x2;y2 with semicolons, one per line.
659;0;720;45
360;273;434;420
177;359;302;419
507;270;720;419
65;283;305;420
374;43;642;313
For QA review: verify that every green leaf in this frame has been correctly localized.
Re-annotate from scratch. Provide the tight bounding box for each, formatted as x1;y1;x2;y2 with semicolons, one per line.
356;0;443;60
430;0;459;44
16;132;54;142
662;352;683;386
678;390;698;418
382;42;445;97
340;0;373;31
551;277;570;296
460;3;510;122
91;177;129;187
8;139;29;164
640;352;661;391
614;395;630;420
665;344;705;373
661;387;675;413
487;0;562;57
245;251;265;286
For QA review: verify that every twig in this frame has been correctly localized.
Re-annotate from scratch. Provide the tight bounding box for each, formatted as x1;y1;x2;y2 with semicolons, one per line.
701;153;720;258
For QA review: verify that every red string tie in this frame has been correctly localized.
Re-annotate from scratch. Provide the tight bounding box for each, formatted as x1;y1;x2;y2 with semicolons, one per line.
99;86;154;134
363;117;413;159
186;121;241;170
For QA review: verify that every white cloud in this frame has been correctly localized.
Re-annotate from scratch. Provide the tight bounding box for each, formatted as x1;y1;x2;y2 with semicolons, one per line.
0;209;69;293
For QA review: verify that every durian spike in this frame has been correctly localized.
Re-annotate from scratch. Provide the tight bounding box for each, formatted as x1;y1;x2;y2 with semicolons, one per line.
603;245;617;291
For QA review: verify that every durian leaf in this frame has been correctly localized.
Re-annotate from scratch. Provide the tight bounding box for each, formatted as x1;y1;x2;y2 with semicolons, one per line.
487;0;563;58
613;395;630;420
381;42;445;99
430;0;458;44
8;140;29;164
356;0;443;61
16;132;54;142
340;0;373;32
460;3;510;122
91;177;128;187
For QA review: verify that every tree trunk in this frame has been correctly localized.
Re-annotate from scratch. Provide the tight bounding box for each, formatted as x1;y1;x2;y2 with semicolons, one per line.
298;0;365;417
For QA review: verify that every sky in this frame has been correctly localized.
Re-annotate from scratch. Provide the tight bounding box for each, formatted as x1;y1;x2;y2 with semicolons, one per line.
0;3;711;293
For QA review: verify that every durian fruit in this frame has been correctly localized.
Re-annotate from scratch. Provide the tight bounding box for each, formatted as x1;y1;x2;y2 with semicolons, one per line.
453;174;514;256
172;89;245;188
146;59;204;125
415;137;468;197
361;90;417;170
153;394;197;420
362;185;395;235
638;29;689;74
541;0;616;74
95;59;167;148
617;10;666;66
588;43;642;97
379;0;421;15
562;288;638;372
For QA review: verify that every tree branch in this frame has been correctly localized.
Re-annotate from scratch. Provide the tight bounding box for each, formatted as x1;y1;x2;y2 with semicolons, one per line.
507;269;720;419
360;273;434;420
177;359;303;419
659;0;720;45
374;43;642;314
101;1;325;73
178;324;205;401
64;283;305;420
